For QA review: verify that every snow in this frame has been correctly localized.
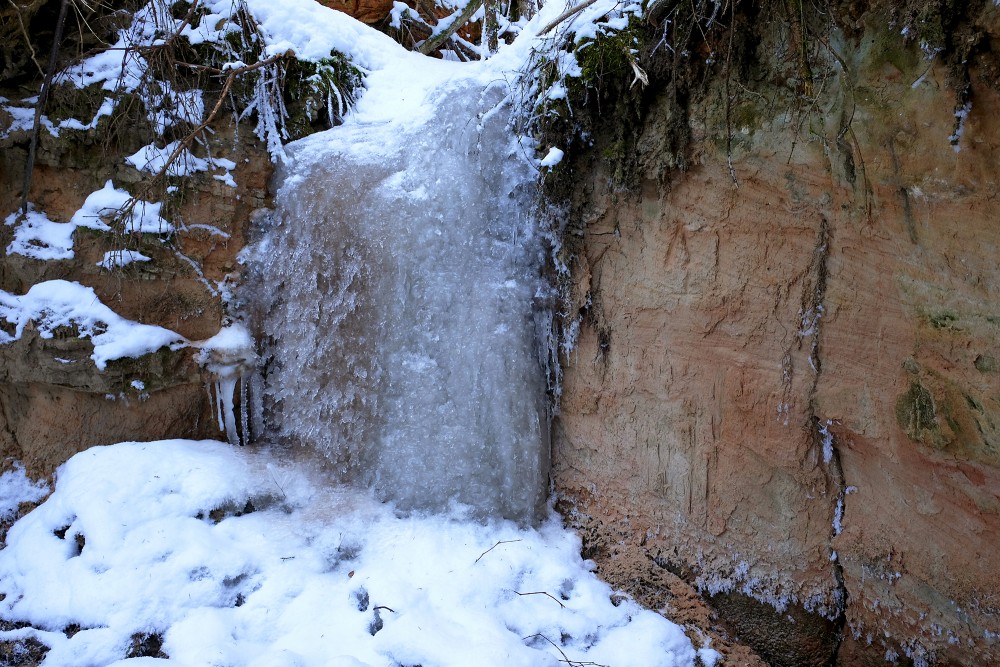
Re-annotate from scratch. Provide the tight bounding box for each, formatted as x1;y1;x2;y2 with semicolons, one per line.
59;47;144;92
388;1;412;29
0;441;706;667
819;420;834;465
5;207;77;260
233;0;402;66
8;178;172;260
699;649;722;667
97;249;153;269
57;97;116;131
0;100;58;138
127;142;202;174
567;4;641;43
7;178;172;261
0;464;49;521
70;181;173;235
57;1;173;92
539;146;565;167
948;101;972;152
198;323;255;359
0;95;112;139
0;280;186;370
195;324;257;445
127;141;239;184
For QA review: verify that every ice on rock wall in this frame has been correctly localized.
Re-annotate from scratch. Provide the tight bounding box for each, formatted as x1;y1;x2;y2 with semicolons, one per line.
196;323;257;446
253;77;548;522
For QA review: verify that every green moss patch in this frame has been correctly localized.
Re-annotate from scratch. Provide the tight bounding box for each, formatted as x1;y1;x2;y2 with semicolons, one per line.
896;380;944;447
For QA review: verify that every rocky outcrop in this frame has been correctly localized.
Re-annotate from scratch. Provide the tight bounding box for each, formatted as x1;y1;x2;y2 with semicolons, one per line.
0;0;352;477
552;2;1000;664
1;102;271;476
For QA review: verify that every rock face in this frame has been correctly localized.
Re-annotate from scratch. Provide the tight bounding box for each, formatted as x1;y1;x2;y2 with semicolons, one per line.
0;110;271;476
552;3;1000;665
317;0;395;24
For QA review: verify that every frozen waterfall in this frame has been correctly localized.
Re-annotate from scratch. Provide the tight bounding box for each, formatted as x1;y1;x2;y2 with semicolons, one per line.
250;68;550;523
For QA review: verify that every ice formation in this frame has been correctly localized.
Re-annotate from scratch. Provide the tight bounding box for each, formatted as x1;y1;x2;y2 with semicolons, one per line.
196;324;258;446
253;60;549;522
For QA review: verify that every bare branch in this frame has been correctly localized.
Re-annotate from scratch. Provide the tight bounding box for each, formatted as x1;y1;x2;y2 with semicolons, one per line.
149;52;292;185
21;0;70;215
413;0;440;25
7;0;45;76
537;0;599;36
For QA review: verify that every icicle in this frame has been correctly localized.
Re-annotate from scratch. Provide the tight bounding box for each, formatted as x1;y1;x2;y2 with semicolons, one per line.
215;378;225;431
195;323;257;445
250;372;265;440
220;376;238;444
240;374;250;446
206;382;216;428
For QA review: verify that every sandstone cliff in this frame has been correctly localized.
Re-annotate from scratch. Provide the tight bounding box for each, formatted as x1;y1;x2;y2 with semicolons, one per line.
0;111;270;474
549;1;1000;664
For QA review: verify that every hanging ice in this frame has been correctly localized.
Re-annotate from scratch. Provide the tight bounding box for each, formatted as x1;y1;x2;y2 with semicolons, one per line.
196;323;257;446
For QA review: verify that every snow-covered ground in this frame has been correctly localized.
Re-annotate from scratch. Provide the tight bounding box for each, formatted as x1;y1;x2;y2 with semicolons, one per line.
0;1;719;665
0;441;717;666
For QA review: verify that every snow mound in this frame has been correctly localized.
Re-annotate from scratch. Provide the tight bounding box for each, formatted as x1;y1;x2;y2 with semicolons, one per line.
0;441;704;667
127;142;237;183
70;181;173;235
97;250;153;270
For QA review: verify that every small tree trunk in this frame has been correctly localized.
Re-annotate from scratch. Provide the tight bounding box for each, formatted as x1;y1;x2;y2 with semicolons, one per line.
21;0;69;215
484;0;499;55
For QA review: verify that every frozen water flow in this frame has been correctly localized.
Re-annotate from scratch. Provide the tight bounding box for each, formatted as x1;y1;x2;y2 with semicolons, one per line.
254;65;547;522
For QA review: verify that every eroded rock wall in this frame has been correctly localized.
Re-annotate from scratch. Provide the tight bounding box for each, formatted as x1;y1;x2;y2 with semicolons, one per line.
0;112;271;477
552;3;1000;665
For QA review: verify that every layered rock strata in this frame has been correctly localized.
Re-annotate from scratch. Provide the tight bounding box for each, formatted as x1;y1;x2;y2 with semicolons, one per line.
552;5;1000;665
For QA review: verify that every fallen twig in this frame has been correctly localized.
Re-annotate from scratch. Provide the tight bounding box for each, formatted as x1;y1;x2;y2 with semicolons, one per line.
515;590;565;608
474;538;522;564
522;633;610;667
417;0;484;55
